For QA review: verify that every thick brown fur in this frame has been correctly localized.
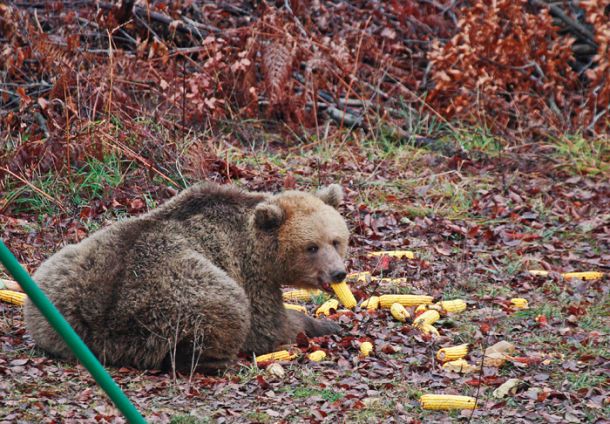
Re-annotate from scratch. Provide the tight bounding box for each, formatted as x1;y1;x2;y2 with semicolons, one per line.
24;183;349;372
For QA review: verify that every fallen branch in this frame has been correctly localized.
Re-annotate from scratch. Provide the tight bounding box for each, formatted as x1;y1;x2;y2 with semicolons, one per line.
97;1;221;37
325;106;363;128
532;0;597;48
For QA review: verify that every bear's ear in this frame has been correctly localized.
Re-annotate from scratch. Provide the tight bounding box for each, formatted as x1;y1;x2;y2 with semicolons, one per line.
254;202;285;230
316;184;344;209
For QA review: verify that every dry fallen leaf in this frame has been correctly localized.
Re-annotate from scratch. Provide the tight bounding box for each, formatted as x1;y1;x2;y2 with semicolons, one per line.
266;363;285;379
484;341;516;367
493;378;523;398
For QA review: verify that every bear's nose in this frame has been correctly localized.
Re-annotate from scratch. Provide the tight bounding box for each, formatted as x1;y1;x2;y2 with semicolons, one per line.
330;270;347;283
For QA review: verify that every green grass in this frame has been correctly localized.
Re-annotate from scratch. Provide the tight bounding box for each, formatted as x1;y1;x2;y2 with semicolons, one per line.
243;411;272;423
234;363;262;383
3;153;130;216
170;415;209;424
575;303;610;332
566;373;606;391
551;134;610;175
347;398;396;422
453;127;504;154
292;387;344;402
513;304;563;322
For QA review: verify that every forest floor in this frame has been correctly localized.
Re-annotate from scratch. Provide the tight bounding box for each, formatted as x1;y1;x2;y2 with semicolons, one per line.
1;130;609;423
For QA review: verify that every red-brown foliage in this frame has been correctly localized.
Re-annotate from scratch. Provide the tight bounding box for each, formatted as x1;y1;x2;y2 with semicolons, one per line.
427;0;580;134
1;0;609;178
581;0;610;132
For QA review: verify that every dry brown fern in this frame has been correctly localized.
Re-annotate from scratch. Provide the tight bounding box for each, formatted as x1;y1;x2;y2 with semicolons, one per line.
427;0;578;133
581;0;610;130
262;41;294;108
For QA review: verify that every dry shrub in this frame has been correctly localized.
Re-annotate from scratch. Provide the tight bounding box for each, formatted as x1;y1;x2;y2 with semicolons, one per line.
581;0;610;131
427;0;579;134
2;0;609;173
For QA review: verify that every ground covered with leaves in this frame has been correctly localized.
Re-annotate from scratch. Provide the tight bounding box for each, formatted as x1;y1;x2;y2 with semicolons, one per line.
1;136;609;423
1;0;609;422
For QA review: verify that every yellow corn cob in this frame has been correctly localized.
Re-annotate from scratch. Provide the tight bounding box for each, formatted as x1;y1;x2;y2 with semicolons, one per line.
413;310;440;327
360;342;374;356
282;289;322;301
442;359;477;373
419;324;440;336
360;296;380;310
347;271;371;282
375;277;409;284
562;271;604;281
316;299;339;316
368;250;415;259
255;350;296;364
437;299;467;313
307;351;327;362
436;344;469;362
331;281;357;309
420;394;477;410
509;298;529;309
284;303;307;313
528;270;549;277
483;356;507;367
415;304;428;313
379;294;433;308
529;270;605;281
0;290;26;306
390;303;410;322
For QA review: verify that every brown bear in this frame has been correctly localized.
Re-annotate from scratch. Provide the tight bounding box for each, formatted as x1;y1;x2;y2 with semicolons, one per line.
24;182;349;372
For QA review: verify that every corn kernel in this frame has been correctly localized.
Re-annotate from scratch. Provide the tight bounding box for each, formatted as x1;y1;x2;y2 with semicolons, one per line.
437;299;467;313
0;290;26;306
436;344;469;362
368;250;415;259
379;294;433;308
509;298;528;309
360;342;374;356
390;303;410;322
419;323;440;336
347;271;371;282
420;394;477;410
316;299;339;316
255;350;296;364
562;271;604;281
413;310;440;327
360;296;380;310
282;289;322;301
284;303;307;313
307;351;327;362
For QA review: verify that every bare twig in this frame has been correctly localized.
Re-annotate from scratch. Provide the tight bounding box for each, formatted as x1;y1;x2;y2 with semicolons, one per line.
532;0;597;48
325;106;363;128
97;1;220;38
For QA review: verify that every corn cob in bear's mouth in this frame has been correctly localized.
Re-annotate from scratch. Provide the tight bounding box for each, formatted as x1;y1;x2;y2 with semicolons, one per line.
320;282;334;293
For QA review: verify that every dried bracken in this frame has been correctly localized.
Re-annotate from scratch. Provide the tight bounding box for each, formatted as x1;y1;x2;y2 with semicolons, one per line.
2;1;609;182
427;0;579;134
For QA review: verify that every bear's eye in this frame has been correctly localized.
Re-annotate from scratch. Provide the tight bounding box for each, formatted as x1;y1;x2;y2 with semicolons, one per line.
307;244;319;254
332;240;340;249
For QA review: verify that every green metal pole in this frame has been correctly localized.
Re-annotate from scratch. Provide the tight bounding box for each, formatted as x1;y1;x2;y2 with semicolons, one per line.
0;240;146;424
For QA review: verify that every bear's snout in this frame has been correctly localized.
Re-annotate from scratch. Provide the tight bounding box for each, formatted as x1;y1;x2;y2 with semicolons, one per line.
330;270;347;283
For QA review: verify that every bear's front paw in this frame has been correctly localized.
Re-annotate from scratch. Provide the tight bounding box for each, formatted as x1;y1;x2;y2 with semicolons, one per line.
310;319;342;337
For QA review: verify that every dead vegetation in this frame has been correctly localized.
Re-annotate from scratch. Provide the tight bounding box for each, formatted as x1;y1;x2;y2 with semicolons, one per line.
1;1;610;180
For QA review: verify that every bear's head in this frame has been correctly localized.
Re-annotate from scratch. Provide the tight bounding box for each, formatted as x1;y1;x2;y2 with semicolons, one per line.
254;184;349;290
